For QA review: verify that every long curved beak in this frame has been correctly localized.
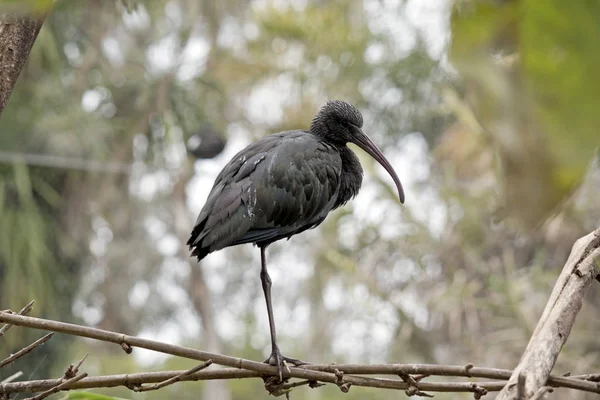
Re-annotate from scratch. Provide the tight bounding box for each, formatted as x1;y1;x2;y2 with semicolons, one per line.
351;128;405;204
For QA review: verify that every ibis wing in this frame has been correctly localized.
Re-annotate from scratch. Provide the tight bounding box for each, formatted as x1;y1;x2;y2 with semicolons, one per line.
233;133;342;245
188;131;342;259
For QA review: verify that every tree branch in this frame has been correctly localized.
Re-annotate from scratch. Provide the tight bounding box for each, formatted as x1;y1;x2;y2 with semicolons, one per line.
1;229;599;398
132;360;214;392
0;299;34;336
0;311;599;396
496;228;600;399
28;373;87;400
0;13;46;116
0;367;513;395
0;332;53;368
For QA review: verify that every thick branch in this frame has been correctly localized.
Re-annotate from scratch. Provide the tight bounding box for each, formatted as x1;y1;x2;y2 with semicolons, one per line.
0;13;45;116
496;228;600;399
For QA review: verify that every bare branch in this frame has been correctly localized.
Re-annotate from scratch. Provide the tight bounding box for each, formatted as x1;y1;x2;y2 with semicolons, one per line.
529;386;553;400
496;228;600;399
27;373;87;400
0;311;339;383
133;360;214;392
1;372;22;384
1;368;259;393
64;353;88;379
0;333;53;368
0;300;34;337
1;230;599;398
0;310;599;396
571;373;600;382
0;369;509;395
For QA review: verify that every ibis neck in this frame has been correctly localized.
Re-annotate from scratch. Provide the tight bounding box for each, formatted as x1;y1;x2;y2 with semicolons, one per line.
334;145;363;209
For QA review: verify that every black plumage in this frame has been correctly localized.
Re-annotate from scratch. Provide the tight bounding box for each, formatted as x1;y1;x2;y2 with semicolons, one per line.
188;100;404;380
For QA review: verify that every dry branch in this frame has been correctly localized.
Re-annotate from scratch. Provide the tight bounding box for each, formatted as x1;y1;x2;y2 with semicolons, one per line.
0;300;34;336
0;312;599;397
0;372;22;384
0;332;53;368
1;229;599;398
2;310;598;393
0;368;510;395
28;373;87;400
133;360;214;392
496;228;600;399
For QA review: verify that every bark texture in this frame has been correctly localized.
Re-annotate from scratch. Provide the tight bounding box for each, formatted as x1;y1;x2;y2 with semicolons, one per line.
0;13;44;116
496;228;600;399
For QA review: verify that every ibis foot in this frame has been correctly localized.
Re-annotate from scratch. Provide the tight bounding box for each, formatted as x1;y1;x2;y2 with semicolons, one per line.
264;346;308;382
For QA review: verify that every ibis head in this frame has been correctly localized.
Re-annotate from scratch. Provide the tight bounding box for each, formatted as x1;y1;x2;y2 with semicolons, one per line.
310;100;405;203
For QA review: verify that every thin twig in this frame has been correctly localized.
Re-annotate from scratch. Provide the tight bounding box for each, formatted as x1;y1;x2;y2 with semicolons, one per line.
64;353;88;379
0;333;53;368
1;372;23;384
570;373;600;382
529;386;553;400
27;373;87;400
0;368;259;394
0;300;35;337
133;360;213;392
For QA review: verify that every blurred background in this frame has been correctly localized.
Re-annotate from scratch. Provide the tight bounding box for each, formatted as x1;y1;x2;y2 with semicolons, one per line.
1;0;599;399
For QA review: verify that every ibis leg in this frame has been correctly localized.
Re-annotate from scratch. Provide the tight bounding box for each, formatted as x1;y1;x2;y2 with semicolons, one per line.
259;246;306;381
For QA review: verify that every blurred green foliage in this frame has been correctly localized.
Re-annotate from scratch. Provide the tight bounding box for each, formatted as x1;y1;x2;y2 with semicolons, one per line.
450;0;599;227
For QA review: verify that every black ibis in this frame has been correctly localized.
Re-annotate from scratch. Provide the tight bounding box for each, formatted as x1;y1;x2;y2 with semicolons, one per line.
188;100;404;380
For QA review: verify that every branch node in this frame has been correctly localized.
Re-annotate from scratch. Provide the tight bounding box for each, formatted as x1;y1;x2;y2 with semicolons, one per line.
464;363;474;377
264;376;292;397
308;380;325;389
338;382;351;393
64;353;88;379
125;383;141;391
120;337;133;354
469;383;488;399
399;371;432;397
333;368;344;383
333;368;350;392
0;300;35;337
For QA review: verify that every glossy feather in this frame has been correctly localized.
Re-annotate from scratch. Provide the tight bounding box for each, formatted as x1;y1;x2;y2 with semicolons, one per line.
188;130;349;260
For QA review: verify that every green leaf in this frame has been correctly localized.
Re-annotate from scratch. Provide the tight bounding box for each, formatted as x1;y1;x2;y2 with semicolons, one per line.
60;391;131;400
